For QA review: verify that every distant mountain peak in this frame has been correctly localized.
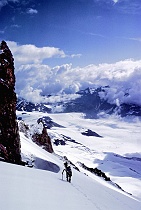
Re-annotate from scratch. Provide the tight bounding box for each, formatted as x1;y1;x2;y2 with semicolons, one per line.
17;86;141;119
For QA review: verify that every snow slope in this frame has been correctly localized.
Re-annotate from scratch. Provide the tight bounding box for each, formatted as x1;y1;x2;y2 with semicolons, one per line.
1;111;141;210
17;111;141;199
0;137;141;210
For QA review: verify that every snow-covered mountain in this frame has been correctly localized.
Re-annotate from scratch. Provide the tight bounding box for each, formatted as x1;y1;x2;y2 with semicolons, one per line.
16;97;52;113
1;109;141;210
1;86;141;209
16;87;141;118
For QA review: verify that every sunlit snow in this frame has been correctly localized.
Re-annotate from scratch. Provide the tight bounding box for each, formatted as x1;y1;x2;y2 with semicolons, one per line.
0;111;141;210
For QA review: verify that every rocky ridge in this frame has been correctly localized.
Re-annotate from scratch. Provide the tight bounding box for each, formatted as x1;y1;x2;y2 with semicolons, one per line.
0;41;21;163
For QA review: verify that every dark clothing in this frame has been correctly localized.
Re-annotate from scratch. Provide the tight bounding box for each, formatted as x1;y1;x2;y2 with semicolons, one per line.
64;161;68;169
62;165;72;183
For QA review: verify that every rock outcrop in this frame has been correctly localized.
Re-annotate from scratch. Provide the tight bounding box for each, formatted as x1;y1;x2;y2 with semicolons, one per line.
0;40;21;164
32;124;54;153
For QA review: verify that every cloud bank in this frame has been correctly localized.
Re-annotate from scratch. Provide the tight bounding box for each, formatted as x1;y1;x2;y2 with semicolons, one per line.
16;60;141;106
7;41;141;106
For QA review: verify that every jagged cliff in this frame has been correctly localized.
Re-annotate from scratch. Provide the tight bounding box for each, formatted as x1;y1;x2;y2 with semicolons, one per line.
0;41;21;164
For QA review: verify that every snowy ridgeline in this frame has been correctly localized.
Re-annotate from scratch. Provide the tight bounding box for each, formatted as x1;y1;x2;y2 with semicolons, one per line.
16;87;141;118
1;110;141;210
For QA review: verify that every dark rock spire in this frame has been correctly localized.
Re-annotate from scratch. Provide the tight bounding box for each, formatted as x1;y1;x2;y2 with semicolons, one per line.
0;40;21;164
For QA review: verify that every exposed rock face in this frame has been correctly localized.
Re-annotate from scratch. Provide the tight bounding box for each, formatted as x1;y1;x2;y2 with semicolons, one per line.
81;129;102;138
32;122;54;153
0;41;21;164
18;120;29;139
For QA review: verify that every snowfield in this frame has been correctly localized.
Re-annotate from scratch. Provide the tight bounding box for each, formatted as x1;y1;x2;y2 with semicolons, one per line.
0;111;141;210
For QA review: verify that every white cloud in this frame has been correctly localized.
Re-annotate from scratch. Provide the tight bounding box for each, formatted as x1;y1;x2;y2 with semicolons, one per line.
129;37;141;42
11;24;21;28
112;0;119;3
19;85;43;103
70;54;82;58
27;8;38;14
7;41;66;67
14;58;141;106
0;0;18;9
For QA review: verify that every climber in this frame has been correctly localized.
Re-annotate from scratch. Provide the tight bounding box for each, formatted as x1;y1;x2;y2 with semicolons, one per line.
62;162;72;183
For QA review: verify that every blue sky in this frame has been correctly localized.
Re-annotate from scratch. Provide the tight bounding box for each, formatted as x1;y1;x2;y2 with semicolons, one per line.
0;0;141;67
0;0;141;105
